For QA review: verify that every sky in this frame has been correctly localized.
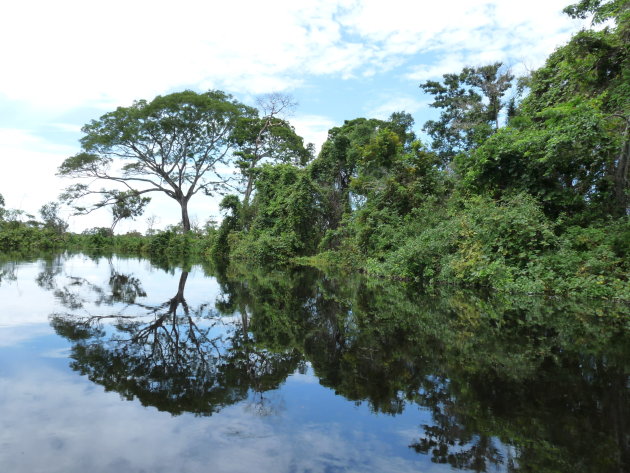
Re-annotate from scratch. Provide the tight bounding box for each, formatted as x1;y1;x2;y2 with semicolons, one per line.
0;0;587;233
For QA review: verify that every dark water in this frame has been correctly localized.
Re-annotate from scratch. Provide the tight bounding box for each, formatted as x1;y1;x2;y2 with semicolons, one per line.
0;253;628;473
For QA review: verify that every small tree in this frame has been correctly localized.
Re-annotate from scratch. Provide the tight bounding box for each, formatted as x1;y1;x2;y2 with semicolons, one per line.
39;202;69;234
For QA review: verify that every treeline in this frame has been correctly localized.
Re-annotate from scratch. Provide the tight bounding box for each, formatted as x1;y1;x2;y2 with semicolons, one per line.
1;0;628;299
210;1;629;299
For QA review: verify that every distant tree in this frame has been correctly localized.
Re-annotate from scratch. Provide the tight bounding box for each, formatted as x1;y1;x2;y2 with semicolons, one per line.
58;90;255;233
39;202;68;234
110;191;150;233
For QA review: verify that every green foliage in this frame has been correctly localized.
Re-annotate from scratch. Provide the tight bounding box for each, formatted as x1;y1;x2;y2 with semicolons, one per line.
362;193;629;298
0;199;68;251
111;191;151;232
309;118;386;231
74;227;114;249
39;202;68;234
421;62;515;163
563;0;628;24
515;15;629;216
59;89;256;232
0;225;67;251
232;95;313;204
460;99;620;219
209;194;242;264
228;164;323;265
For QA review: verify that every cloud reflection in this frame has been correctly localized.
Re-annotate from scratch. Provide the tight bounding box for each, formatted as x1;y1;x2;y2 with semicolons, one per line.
0;365;428;473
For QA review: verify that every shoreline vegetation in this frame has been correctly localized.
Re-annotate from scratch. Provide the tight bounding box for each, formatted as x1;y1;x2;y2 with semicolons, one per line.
1;0;628;301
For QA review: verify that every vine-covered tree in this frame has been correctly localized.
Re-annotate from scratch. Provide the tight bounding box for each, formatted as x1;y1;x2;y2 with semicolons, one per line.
58;90;255;232
459;2;629;217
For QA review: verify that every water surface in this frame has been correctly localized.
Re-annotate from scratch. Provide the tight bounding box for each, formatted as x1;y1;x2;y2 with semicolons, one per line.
0;253;628;472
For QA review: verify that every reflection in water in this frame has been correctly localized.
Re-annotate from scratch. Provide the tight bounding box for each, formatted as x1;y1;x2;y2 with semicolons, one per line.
46;263;301;416
17;255;630;472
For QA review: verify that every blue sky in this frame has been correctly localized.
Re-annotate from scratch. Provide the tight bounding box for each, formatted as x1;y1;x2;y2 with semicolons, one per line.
0;0;586;232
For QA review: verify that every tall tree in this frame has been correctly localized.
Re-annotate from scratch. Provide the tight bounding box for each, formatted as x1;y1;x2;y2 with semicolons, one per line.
461;2;629;217
58;90;255;232
420;63;514;164
311;114;420;233
310;118;389;232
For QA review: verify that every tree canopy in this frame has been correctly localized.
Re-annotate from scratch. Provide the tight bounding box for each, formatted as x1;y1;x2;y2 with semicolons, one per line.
59;90;256;232
420;63;515;164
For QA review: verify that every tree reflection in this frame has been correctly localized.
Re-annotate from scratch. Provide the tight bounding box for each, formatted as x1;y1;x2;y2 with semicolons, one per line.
49;264;301;416
0;260;18;285
214;265;630;473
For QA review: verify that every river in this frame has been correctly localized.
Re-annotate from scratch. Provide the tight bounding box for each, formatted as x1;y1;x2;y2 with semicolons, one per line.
0;252;627;472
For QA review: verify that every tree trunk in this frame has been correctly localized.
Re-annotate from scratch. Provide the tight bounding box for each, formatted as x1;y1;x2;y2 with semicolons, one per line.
180;200;191;233
613;122;629;216
243;171;255;205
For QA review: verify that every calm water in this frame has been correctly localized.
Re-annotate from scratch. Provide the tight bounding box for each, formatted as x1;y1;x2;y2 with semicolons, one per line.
0;253;628;473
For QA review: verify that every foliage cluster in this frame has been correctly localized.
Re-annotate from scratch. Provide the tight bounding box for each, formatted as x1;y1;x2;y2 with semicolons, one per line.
0;195;69;251
209;1;629;299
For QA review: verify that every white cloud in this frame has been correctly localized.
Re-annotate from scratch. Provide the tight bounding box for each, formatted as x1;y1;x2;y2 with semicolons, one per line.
1;0;583;112
1;0;349;111
48;123;83;133
367;96;429;120
0;129;71;216
405;54;469;81
291;114;338;153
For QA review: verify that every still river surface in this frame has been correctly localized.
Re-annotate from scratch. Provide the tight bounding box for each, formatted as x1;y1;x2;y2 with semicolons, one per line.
0;252;628;473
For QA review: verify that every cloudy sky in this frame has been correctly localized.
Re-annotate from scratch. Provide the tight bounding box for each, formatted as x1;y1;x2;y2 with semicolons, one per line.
0;0;585;232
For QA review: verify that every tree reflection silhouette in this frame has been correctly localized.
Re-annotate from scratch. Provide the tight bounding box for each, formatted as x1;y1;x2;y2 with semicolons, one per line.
212;266;629;473
48;264;301;416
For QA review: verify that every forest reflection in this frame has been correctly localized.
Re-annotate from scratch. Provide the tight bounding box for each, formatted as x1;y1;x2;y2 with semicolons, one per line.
33;256;629;473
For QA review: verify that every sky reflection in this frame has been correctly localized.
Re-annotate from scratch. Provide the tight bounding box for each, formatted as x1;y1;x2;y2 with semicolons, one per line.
0;350;432;473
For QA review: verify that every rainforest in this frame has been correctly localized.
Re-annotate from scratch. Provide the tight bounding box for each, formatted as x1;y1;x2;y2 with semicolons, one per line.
0;2;629;472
